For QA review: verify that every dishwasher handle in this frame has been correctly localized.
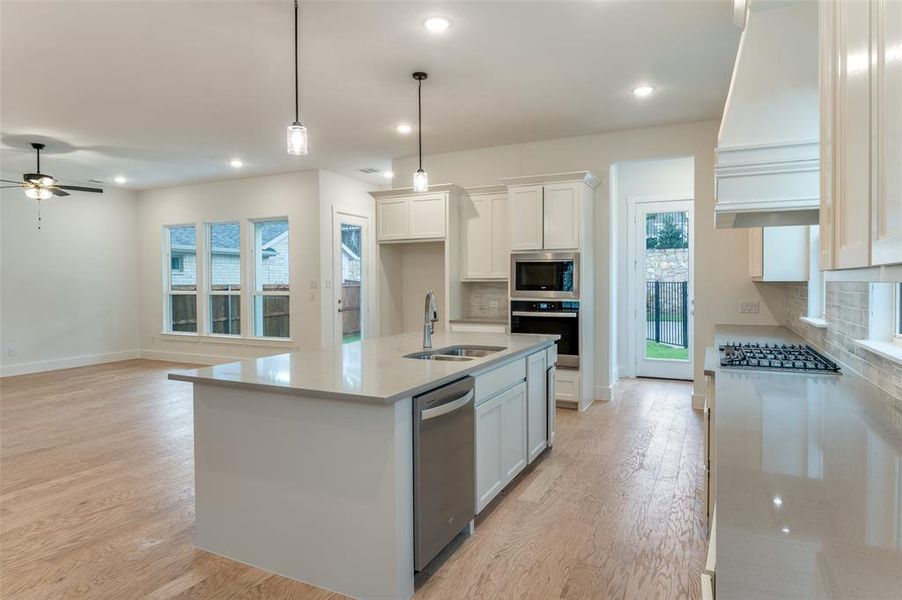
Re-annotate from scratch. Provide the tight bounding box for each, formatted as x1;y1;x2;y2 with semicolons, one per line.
420;390;474;421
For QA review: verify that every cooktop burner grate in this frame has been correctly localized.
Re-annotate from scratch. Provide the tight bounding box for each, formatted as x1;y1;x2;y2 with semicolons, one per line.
719;342;841;374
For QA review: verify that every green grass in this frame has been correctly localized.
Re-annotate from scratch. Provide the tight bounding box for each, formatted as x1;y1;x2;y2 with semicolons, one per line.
645;340;689;361
343;332;361;344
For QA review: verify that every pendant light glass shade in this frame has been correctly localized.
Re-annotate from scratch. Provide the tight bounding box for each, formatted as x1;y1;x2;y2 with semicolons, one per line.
413;168;428;192
25;187;52;201
287;122;308;155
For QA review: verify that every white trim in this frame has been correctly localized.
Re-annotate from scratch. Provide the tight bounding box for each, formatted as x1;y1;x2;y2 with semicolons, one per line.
158;331;296;346
500;170;601;189
799;316;828;328
852;338;902;366
691;393;706;411
138;349;244;366
0;350;141;378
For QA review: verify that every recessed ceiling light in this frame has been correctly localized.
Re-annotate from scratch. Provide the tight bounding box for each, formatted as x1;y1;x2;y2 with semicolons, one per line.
423;17;450;33
632;85;655;98
773;496;783;507
229;158;244;168
396;124;413;134
383;171;394;179
113;175;127;184
781;527;790;534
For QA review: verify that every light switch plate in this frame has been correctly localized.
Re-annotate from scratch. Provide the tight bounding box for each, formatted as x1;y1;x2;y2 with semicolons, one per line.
739;301;760;314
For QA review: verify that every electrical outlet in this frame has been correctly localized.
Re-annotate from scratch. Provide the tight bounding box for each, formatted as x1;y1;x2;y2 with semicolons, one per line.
6;346;15;357
739;301;760;314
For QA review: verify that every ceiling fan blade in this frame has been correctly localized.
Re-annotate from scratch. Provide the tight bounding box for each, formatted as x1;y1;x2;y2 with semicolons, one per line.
0;185;24;189
51;188;71;197
0;179;22;184
55;185;103;194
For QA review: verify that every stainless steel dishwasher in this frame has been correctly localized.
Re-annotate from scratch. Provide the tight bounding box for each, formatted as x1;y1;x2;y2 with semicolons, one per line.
413;376;475;572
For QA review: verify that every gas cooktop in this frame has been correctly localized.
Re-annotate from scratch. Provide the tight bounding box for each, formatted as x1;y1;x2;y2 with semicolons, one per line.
719;342;841;374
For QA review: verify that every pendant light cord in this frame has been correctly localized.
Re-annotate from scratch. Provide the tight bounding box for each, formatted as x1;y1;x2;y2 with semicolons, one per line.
294;0;299;123
417;78;423;170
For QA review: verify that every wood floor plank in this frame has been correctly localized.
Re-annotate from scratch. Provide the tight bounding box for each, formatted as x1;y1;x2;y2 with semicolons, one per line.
1;361;705;599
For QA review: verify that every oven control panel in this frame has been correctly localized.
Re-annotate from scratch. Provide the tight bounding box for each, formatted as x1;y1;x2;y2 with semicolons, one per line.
510;300;579;313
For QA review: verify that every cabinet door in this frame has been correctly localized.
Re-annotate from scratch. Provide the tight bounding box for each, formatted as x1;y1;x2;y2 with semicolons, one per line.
833;0;872;268
526;351;547;464
475;394;504;514
543;182;581;250
871;0;902;265
500;382;527;485
410;194;447;239
819;0;836;269
377;198;409;241
748;227;764;278
489;194;510;278
461;194;492;279
509;186;544;250
547;365;556;447
761;227;810;281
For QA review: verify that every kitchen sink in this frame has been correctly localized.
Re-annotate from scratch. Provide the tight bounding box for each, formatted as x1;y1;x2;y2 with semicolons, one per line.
404;345;507;361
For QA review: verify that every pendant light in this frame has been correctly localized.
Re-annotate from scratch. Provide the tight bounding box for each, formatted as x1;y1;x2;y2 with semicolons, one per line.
286;0;308;155
412;72;428;192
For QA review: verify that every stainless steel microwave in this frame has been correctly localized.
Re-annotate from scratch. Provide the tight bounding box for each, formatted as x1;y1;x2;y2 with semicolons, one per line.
510;252;579;300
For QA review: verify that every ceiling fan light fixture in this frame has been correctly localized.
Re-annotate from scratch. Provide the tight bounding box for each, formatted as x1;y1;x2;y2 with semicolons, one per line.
25;187;52;201
287;122;308;156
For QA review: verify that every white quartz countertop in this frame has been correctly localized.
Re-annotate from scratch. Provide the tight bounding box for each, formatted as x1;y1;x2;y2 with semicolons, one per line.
168;331;557;403
710;325;902;599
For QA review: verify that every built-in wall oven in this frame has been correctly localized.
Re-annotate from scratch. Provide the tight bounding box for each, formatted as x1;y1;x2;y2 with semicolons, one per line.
511;252;579;300
510;300;580;368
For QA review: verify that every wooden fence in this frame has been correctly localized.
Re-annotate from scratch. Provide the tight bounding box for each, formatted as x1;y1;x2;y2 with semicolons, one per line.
342;281;361;336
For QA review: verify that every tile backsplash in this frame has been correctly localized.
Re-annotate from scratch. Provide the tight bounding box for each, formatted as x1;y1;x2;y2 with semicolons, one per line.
463;281;509;319
780;281;902;431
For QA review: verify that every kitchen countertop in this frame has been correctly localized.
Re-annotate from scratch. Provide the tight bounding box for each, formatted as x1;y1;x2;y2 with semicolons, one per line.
168;331;556;404
709;324;902;599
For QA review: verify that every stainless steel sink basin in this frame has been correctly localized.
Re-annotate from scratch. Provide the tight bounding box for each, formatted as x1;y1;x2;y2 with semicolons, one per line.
404;345;507;361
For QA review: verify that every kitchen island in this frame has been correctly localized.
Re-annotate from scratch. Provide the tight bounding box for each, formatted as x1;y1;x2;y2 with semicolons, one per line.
168;331;557;600
706;325;902;599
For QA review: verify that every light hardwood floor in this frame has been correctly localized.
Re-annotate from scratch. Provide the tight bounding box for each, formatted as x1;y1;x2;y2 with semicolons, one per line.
1;360;706;600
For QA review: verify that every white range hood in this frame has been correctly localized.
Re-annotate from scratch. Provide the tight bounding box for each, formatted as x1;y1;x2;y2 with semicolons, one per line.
715;0;820;229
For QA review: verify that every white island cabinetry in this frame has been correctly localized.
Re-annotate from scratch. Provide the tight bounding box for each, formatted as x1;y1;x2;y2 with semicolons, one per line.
169;331;556;600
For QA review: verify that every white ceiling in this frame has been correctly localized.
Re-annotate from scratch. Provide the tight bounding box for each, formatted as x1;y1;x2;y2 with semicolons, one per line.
0;1;740;190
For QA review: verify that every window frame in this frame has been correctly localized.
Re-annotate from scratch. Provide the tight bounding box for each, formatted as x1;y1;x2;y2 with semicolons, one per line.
205;221;243;337
249;217;291;339
163;223;199;335
893;283;902;347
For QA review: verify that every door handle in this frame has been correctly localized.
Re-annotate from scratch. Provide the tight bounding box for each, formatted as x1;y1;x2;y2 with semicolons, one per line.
421;390;474;421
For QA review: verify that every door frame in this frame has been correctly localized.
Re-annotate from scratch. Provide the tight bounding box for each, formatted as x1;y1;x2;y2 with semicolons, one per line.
626;195;695;380
332;210;371;346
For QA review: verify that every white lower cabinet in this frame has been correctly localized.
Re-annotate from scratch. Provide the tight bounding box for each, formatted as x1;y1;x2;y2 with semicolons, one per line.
526;351;548;464
475;381;527;513
554;368;581;405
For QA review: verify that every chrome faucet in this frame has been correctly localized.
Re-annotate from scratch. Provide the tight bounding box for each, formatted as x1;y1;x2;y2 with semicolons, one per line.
423;290;438;349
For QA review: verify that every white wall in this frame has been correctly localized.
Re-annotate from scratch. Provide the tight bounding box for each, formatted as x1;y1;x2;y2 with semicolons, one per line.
317;171;378;347
0;185;140;376
393;120;781;400
136;170;321;364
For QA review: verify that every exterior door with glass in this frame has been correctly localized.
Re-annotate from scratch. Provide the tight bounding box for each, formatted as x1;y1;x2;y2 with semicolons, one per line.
333;213;368;345
632;200;694;380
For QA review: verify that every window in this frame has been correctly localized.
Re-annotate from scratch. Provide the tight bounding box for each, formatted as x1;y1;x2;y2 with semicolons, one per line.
166;224;197;333
894;283;902;343
252;219;290;338
803;225;827;327
208;222;241;335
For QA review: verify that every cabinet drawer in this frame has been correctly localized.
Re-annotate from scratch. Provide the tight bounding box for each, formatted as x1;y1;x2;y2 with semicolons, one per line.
554;368;580;404
475;358;526;405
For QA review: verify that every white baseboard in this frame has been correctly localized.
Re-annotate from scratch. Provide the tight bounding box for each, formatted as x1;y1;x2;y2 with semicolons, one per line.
139;349;242;366
0;349;141;378
691;393;706;411
594;382;614;403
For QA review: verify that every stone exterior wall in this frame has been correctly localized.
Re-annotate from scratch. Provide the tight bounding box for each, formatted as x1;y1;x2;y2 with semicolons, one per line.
646;248;689;282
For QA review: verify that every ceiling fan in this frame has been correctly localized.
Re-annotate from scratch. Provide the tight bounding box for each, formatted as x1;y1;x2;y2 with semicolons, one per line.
0;142;104;200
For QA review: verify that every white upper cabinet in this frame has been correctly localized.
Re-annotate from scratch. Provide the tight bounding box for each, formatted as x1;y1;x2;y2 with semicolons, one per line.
543;183;581;250
461;188;509;280
502;173;599;252
748;226;810;281
509;185;544;251
820;0;902;270
371;185;458;243
871;0;902;265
